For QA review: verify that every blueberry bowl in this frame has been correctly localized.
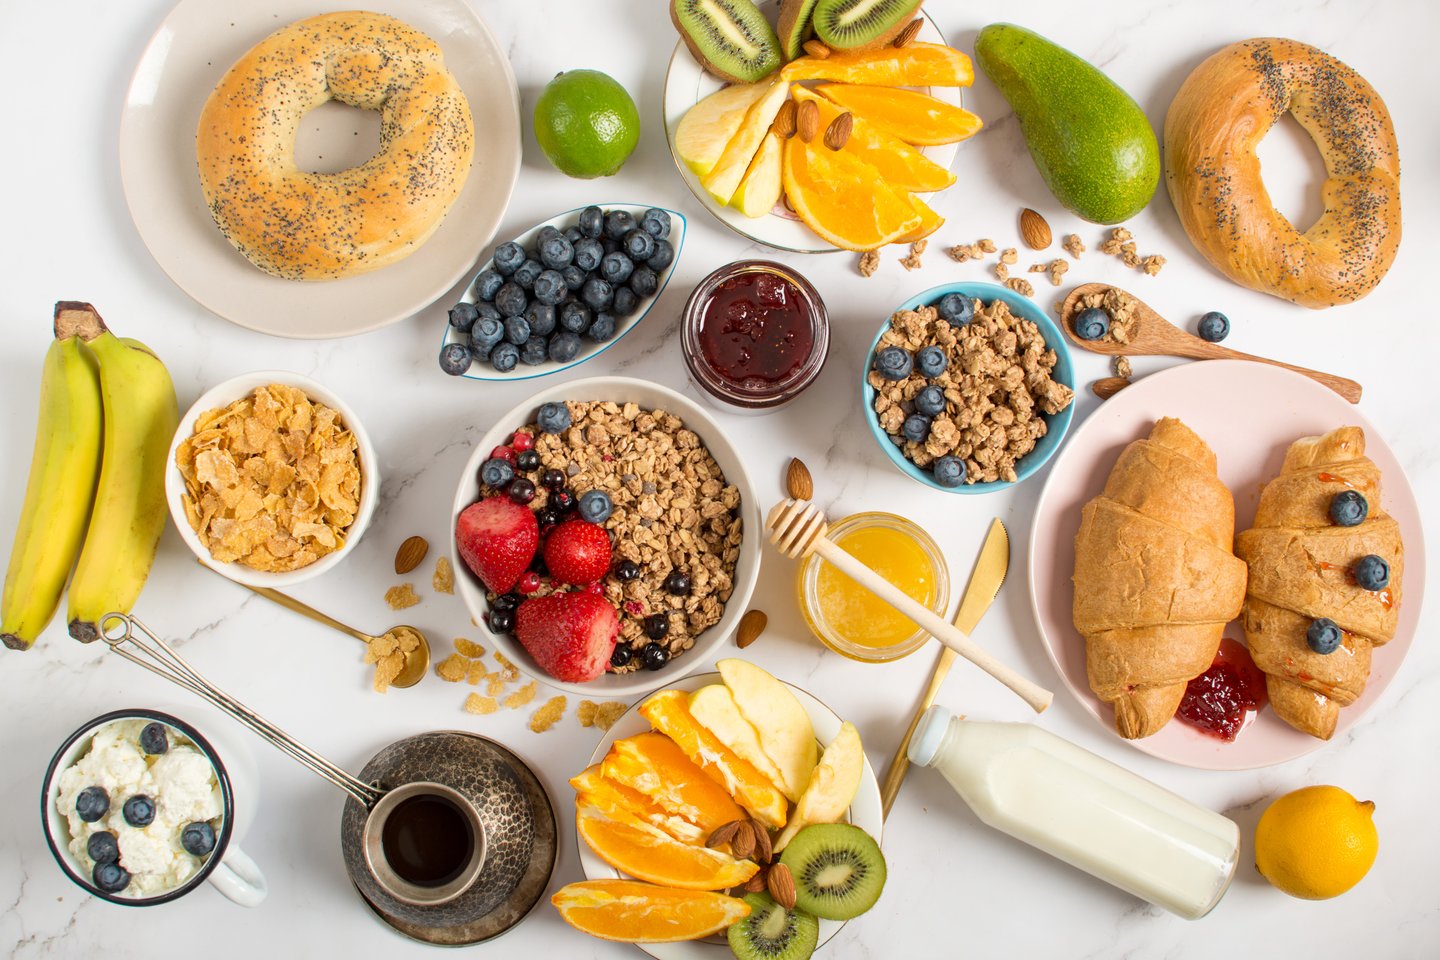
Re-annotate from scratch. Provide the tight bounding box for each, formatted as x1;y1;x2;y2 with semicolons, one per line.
861;281;1076;494
438;204;686;382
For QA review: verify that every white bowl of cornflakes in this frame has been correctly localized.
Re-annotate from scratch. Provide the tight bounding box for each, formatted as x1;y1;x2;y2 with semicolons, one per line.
165;372;379;588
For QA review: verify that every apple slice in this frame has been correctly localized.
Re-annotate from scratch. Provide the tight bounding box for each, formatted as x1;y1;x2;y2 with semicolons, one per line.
676;80;776;177
688;684;789;796
700;81;791;205
717;659;817;803
730;131;783;218
773;721;864;852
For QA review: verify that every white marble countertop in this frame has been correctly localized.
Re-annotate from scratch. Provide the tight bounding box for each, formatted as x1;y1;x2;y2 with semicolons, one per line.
2;0;1437;956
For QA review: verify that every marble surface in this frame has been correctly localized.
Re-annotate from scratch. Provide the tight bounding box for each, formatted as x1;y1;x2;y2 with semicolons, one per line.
1;0;1437;956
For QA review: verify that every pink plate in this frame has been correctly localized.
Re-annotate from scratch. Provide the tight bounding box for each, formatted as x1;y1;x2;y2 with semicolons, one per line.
1028;360;1425;769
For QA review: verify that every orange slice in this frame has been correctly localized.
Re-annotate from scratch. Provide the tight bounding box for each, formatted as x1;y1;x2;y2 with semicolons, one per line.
576;801;760;890
552;880;751;943
816;83;983;146
639;690;789;830
782;42;975;87
602;732;746;834
781;136;922;251
570;764;707;845
895;195;944;243
790;85;954;193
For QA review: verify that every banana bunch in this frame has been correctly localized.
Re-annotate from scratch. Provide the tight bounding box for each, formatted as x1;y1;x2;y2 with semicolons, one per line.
1;302;178;650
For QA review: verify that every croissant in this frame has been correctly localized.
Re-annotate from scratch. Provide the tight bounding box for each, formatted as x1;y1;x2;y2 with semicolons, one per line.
1073;418;1249;739
1234;427;1403;740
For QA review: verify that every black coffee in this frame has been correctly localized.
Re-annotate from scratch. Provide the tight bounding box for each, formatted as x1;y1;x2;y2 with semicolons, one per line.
380;794;473;887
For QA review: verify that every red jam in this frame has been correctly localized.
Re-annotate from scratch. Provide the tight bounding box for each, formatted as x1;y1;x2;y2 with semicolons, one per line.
698;273;812;388
1177;638;1268;741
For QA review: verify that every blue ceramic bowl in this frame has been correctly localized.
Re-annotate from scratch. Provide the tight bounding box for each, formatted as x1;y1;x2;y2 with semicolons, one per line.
861;281;1075;494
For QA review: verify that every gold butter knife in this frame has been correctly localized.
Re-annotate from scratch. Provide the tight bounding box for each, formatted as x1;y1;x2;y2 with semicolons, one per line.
880;518;1010;817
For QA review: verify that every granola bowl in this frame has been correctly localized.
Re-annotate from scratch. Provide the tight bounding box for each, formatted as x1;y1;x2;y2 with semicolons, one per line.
862;281;1075;494
451;377;762;698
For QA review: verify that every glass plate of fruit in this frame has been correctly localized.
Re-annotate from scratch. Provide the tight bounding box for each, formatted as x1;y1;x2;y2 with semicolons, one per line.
664;0;977;254
554;662;885;959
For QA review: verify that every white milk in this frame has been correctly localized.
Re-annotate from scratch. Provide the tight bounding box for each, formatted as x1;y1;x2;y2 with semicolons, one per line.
908;706;1238;919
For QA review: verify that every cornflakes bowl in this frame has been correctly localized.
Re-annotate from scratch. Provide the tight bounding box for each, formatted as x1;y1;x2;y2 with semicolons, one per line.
164;371;379;588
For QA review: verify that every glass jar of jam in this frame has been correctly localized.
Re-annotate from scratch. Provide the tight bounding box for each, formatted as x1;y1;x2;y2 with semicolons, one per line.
682;260;828;414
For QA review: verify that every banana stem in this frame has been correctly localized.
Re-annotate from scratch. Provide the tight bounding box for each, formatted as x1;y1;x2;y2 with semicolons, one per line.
53;301;108;342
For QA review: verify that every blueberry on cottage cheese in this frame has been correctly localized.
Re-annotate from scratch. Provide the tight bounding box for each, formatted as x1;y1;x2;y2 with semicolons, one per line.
902;414;931;442
640;207;671;239
646;238;675;272
874;346;912;381
489;342;520;373
916;345;948;379
933;456;967;487
139;722;169;755
914;384;946;417
548;332;582;363
448;301;479;333
1329;490;1368;527
1197;311;1230;342
578;490;613;523
559;300;592;334
87;830;120;864
587;313;617;342
123;794;156;827
438;342;473;376
493;241;525;276
578;205;604;238
480;458;516;488
1353;554;1390;590
181;822;217;857
936;293;974;327
629;265;659;298
537;402;572;434
473;268;504;302
93;861;131;894
1074;307;1110;341
75;786;109;823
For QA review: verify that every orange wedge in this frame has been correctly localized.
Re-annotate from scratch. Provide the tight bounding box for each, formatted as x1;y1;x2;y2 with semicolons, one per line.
602;732;746;834
895;195;945;243
570;765;707;845
576;801;760;890
781;136;922;251
553;880;751;943
790;85;955;193
639;690;789;830
782;42;975;87
816;83;983;146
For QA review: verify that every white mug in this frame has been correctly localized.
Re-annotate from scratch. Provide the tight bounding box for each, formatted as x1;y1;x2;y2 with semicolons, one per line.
41;708;267;907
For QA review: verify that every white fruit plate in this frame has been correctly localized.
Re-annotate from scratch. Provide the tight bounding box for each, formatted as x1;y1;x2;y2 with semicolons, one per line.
662;2;960;254
578;671;884;960
438;203;686;381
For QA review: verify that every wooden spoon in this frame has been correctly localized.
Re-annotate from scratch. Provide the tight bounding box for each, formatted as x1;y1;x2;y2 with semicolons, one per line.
1059;283;1362;403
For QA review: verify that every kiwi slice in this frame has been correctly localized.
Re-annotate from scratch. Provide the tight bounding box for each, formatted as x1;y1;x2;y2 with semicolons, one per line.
777;823;886;921
811;0;923;51
776;0;821;60
670;0;783;85
727;892;819;960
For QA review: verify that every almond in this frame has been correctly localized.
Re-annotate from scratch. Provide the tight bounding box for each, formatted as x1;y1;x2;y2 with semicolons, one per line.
749;818;773;864
796;100;820;143
772;99;798;140
802;39;831;59
893;17;923;48
823;112;853;151
736;609;768;649
707;820;742;849
393;535;429;575
730;819;757;859
767;861;797;910
1019;208;1052;250
786;457;814;500
741;870;767;893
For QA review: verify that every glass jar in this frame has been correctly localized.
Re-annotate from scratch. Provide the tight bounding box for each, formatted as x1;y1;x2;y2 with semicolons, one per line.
681;260;828;415
796;512;949;663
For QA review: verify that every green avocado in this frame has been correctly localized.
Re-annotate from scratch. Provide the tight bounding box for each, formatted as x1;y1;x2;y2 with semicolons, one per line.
975;23;1159;224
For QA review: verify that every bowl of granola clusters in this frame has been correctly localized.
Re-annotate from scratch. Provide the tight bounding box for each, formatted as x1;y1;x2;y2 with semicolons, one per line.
863;282;1076;493
451;377;760;697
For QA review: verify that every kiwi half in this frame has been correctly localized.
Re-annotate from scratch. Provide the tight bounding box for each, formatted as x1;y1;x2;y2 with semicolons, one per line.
727;892;819;960
776;0;821;60
671;0;783;84
811;0;923;51
777;823;887;921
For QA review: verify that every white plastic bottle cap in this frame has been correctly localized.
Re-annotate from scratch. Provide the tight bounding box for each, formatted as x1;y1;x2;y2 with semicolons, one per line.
907;704;953;767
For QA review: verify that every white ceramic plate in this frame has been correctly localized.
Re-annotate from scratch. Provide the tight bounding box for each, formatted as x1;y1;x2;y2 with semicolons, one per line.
1028;360;1425;770
578;671;884;960
438;204;687;381
663;3;961;254
119;0;521;339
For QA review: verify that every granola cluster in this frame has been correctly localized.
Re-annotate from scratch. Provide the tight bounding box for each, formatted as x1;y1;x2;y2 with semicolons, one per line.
1075;286;1141;344
1098;227;1166;275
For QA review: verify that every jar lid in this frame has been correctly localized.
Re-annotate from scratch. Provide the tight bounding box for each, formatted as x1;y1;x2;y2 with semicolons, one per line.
907;704;953;767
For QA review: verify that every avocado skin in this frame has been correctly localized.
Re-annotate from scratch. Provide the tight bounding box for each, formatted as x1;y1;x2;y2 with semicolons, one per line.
976;23;1159;224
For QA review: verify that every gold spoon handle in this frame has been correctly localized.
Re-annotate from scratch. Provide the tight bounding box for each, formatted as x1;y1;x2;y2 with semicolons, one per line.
881;647;957;816
236;582;372;645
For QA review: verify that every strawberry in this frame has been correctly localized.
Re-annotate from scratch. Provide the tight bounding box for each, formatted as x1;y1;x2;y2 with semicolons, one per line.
515;592;618;682
543;519;612;586
455;497;538;594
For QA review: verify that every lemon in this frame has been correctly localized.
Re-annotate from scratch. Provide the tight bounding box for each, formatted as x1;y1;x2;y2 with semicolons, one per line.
1255;785;1378;899
533;70;639;179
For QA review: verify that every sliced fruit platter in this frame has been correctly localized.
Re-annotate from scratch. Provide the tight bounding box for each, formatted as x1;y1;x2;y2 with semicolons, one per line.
665;0;980;253
555;661;884;957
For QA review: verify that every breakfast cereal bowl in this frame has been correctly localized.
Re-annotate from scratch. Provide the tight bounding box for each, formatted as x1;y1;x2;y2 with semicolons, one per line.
164;371;379;588
862;281;1076;494
451;376;761;698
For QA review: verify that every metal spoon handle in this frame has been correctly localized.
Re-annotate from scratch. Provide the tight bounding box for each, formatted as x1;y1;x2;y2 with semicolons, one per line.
236;583;372;644
99;613;384;807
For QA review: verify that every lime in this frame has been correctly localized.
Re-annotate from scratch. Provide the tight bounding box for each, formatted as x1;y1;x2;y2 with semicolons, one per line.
534;70;640;179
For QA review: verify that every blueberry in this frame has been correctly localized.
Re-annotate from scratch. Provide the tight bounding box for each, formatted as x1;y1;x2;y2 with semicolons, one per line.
600;251;634;285
563;226;583;244
516;449;541;473
1197;311;1230;343
611;286;639;318
488;608;515;633
582;277;614;312
88;830;120;864
916;346;948;379
573;238;604;272
448;302;479;332
1353;554;1390;590
470;316;504;354
578;206;604;239
181;821;217;857
603;210;635;240
536;225;562;245
640;208;672;239
561;264;587;292
537;402;572;434
559;300;592;333
1307;617;1343;654
439;342;472;376
623;229;655;263
533;269;567;305
490;342;520;373
539;234;574;270
495;282;527;318
93;861;130;894
75;786;109;823
503;316;531;345
933;455;967;488
548;331;582;363
914;384;946;417
610;645;633;668
600;235;621;256
541;468;566;490
139;722;169;755
525;302;557;338
643;615;669;641
492;241;525;276
578;490;613;523
474;299;503;324
509;477;537;504
492;592;520;611
1329;490;1368;527
512;259;543;290
874;346;912;381
520;336;549;365
901;414;931;442
1074;307;1110;341
664;570;691;596
123;795;155;827
936;293;974;327
614;559;640;582
551;489;576;513
642;641;670;669
587;313;617;342
628;266;659;298
472;268;504;302
646;238;675;273
480;457;515;488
